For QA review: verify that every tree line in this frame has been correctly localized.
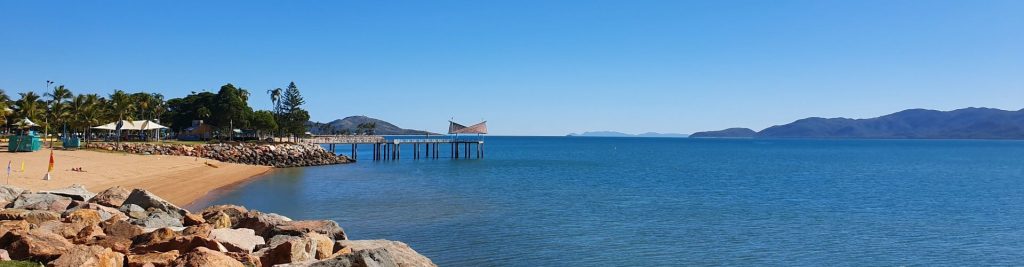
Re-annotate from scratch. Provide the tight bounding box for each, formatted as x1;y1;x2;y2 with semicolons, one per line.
0;81;310;139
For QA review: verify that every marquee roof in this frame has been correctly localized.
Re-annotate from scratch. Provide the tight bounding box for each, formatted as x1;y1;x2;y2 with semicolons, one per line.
448;121;487;134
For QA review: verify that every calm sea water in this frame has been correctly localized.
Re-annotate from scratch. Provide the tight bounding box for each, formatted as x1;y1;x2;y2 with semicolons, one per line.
202;137;1024;266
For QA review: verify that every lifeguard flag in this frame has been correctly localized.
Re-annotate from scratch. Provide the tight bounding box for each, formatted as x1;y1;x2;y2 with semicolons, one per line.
6;160;10;176
48;150;54;173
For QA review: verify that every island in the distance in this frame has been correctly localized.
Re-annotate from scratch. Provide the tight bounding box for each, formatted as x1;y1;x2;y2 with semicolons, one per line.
692;107;1024;139
689;128;757;138
568;131;689;138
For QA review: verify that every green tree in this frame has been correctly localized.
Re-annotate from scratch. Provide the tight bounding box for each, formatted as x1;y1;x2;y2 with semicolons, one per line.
266;87;282;116
109;90;135;122
0;89;12;131
45;85;73;142
250;110;277;139
162;91;217;131
212;84;253;135
14;92;45;126
70;94;103;142
279;82;309;140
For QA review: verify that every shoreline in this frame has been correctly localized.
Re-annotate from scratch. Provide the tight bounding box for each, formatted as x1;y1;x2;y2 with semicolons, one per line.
2;148;273;207
182;167;275;211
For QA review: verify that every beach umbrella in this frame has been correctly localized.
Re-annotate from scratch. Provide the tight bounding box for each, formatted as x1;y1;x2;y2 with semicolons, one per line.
13;118;38;128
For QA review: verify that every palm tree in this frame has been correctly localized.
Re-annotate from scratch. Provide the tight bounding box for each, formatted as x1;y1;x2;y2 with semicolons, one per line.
14;92;44;125
267;88;282;114
71;94;103;144
0;89;12;133
238;88;250;103
109;90;136;142
45;85;73;144
148;93;166;121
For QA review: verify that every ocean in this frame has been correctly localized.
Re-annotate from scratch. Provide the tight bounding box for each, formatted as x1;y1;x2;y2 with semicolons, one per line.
202;137;1024;266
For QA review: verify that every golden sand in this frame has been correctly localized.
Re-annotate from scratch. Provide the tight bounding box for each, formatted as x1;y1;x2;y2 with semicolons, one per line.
0;148;272;207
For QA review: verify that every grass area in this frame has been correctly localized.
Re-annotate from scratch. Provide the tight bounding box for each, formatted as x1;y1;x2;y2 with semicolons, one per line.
0;261;43;267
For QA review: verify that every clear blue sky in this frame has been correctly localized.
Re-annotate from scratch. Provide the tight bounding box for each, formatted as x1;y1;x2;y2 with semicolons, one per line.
1;1;1022;135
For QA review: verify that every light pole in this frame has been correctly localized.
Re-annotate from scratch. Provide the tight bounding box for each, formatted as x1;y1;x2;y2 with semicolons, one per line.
44;80;53;148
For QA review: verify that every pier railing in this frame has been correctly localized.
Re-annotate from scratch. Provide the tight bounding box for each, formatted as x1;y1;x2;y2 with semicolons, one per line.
303;134;484;161
302;135;385;144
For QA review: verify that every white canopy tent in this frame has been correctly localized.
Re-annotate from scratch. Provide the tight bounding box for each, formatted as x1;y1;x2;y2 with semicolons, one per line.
92;120;168;131
13;118;39;128
91;120;169;141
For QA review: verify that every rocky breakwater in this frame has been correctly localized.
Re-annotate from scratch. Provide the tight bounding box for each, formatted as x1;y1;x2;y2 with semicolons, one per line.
85;142;352;168
0;184;435;267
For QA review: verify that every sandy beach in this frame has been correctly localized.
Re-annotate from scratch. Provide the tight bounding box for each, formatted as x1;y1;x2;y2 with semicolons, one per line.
0;147;272;207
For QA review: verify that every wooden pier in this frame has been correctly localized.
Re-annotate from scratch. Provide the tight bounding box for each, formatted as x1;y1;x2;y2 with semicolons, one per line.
302;135;484;161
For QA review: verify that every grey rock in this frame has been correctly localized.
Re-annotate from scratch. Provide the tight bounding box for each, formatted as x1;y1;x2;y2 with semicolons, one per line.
0;185;27;207
40;184;96;201
280;240;437;267
134;211;183;228
119;204;147;219
271;220;347;241
10;193;73;212
64;202;123;221
255;235;317;266
237;211;289;238
210;228;265;253
88;186;131;207
122;189;187;218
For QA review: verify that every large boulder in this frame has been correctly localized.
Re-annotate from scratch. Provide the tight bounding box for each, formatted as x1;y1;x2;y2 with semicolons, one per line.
281;240;437;267
24;210;61;225
209;228;265;253
119;204;147;219
88;186;131;208
88;236;133;254
181;224;213;239
271;220;347;241
335;240;435;266
122;189;186;218
131;227;178;248
64;209;103;225
183;213;205;226
10;193;73;212
3;229;74;262
42;184;97;202
307;233;333;260
224;251;262;267
127;250;180;267
255;235;317;266
0;208;30;220
101;219;143;240
172;247;245;267
206;211;232;229
47;244;124;267
200;205;248;226
133;235;227;254
35;220;96;242
0;220;30;238
134;212;183;228
236;211;290;237
0;185;27;207
66;203;123;221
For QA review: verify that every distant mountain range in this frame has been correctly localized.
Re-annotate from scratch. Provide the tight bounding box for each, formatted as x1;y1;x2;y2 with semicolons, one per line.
308;116;433;135
567;131;689;138
689;128;757;138
691;107;1024;139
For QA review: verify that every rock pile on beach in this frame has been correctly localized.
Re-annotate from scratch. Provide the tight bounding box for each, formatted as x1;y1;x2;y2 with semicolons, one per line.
84;143;352;168
0;184;435;267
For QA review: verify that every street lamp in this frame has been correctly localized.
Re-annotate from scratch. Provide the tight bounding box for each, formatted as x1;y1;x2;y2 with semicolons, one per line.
44;80;53;148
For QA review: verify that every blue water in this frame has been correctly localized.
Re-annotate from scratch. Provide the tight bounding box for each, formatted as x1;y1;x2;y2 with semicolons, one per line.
202;137;1024;266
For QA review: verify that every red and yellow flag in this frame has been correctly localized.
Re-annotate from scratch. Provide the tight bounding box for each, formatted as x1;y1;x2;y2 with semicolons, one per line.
48;150;54;173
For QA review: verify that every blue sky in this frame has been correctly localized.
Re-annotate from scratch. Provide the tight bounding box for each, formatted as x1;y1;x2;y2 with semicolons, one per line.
1;1;1022;135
